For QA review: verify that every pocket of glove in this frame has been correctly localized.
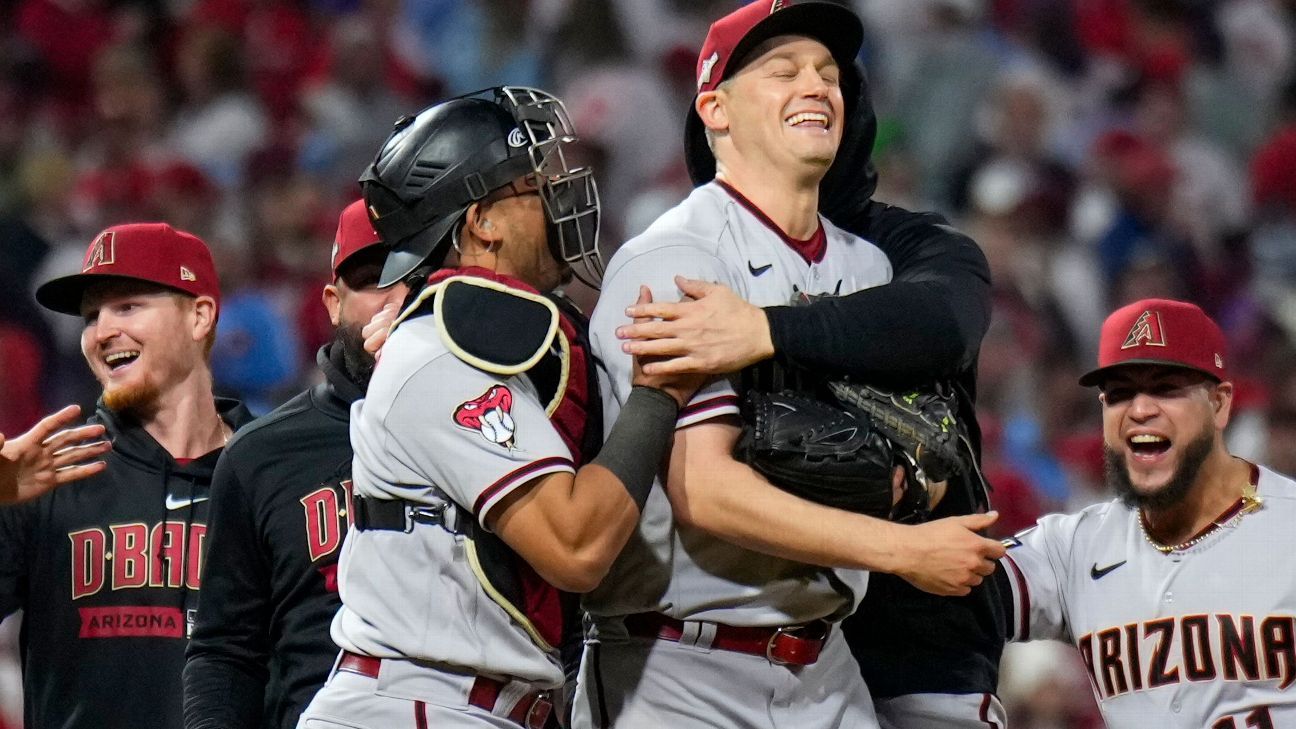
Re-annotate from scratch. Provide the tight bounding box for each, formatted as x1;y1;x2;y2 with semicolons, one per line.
734;390;898;519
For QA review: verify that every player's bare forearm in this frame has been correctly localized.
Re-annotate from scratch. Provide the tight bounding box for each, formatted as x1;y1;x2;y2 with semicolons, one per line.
490;467;646;593
665;421;900;568
666;419;1004;595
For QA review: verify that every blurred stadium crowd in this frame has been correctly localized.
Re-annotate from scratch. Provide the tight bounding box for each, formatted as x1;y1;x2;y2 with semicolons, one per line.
4;0;1296;726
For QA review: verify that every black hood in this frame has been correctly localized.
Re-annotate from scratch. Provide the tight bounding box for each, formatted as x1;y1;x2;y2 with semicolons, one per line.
817;61;880;231
317;342;366;410
92;397;254;477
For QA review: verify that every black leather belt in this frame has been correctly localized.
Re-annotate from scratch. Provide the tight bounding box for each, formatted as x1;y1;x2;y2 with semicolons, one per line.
353;495;462;533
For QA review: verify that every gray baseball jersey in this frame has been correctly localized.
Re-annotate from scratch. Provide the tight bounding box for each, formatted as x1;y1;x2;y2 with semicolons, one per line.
329;310;575;687
584;180;892;626
1001;464;1296;729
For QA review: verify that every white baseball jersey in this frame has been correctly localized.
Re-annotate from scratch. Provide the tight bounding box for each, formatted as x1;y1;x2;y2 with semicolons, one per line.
1001;464;1296;729
330;310;576;687
584;180;892;626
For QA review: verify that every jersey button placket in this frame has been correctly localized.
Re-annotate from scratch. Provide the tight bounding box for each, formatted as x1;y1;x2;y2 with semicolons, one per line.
1161;560;1181;607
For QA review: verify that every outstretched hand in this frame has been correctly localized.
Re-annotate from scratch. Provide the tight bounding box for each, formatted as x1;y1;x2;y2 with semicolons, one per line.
890;511;1005;596
617;276;775;376
0;405;111;505
628;286;710;408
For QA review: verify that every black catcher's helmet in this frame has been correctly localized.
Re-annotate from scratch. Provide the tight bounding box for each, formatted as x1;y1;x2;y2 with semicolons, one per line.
361;87;603;288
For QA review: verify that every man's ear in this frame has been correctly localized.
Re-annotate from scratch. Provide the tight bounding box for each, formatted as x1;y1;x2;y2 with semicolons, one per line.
1212;381;1234;429
463;201;501;246
696;90;729;134
191;295;218;342
322;283;342;327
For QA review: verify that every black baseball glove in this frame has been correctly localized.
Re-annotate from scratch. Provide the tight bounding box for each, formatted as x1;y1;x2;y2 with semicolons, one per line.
735;382;978;523
826;380;968;484
734;389;915;521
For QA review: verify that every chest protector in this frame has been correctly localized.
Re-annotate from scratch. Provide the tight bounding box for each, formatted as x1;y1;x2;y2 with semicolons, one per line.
392;267;602;654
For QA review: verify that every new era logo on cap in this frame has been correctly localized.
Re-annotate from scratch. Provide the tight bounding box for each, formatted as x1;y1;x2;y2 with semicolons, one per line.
694;1;782;90
35;223;220;316
698;52;720;90
1079;298;1228;386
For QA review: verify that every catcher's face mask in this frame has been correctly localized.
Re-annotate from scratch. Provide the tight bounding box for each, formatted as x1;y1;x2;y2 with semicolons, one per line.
499;87;604;289
361;87;603;290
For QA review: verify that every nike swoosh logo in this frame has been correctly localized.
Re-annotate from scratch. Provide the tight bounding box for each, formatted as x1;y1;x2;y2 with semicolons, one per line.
1090;560;1127;580
748;261;773;276
165;494;210;511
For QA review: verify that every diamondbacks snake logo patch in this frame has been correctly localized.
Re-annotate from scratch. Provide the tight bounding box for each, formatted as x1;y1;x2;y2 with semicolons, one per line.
454;385;516;447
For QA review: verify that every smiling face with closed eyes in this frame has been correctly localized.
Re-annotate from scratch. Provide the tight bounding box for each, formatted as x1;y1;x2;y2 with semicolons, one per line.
698;35;845;181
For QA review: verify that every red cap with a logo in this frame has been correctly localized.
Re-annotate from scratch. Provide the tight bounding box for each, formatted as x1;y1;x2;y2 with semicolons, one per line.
1079;298;1229;386
684;0;864;183
693;0;862;95
332;199;385;277
36;223;220;315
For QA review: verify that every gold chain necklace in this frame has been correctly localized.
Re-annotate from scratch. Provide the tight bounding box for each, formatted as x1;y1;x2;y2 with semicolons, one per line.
1139;482;1263;554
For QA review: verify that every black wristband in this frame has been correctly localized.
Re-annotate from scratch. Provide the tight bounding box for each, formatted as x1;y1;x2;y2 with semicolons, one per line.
590;386;679;511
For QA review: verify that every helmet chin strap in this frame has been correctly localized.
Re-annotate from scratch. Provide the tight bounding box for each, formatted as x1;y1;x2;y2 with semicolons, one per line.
544;217;565;278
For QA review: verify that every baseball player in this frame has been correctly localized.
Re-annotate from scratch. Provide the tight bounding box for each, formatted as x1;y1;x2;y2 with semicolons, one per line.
0;223;253;729
295;86;702;729
0;404;110;504
183;200;408;729
574;3;1005;728
995;298;1296;728
608;16;1006;727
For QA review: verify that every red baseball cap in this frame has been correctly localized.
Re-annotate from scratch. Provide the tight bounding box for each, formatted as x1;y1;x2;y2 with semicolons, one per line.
684;0;864;182
36;223;220;315
331;199;385;277
1079;298;1229;387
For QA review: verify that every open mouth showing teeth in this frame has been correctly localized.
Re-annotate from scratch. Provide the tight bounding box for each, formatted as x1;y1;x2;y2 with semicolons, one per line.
105;351;141;371
1128;434;1170;456
786;112;830;129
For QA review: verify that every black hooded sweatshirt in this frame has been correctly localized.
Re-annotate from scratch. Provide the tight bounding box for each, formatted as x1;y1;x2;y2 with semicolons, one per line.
806;67;1004;700
183;344;364;729
0;396;253;729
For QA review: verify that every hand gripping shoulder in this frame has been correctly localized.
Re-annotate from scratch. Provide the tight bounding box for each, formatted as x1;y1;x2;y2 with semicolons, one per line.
392;275;560;375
